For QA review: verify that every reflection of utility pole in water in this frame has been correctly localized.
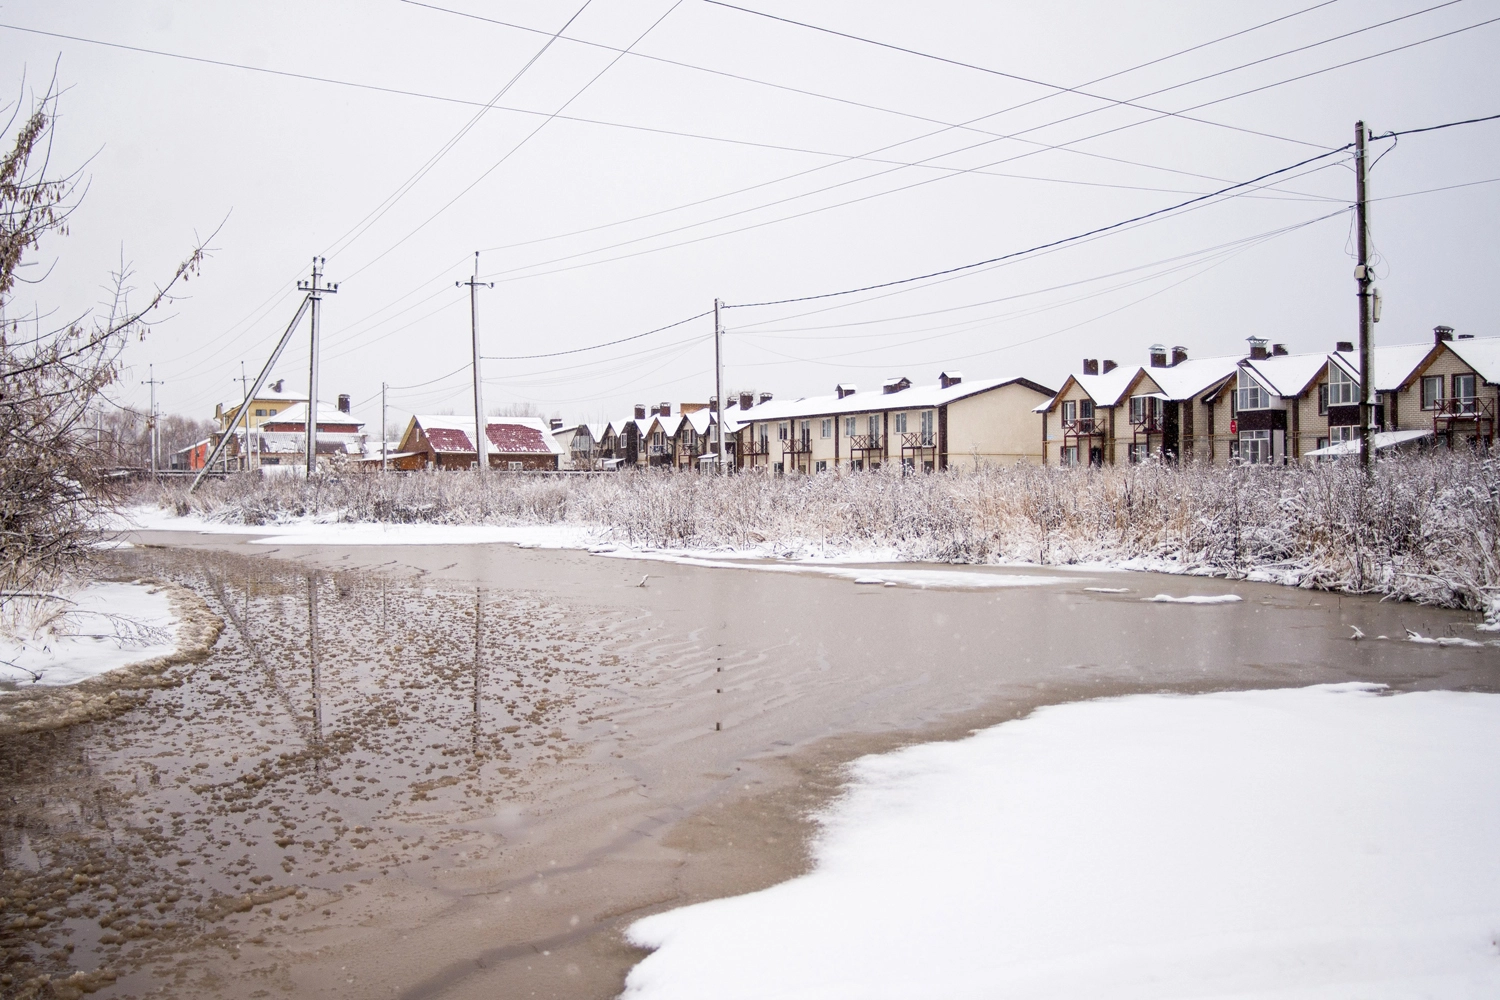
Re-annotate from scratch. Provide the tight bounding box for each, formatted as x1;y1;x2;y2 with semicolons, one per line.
308;574;324;774
472;588;483;758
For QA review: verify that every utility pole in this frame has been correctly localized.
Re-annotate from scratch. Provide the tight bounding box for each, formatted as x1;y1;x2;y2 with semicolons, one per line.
297;257;338;478
381;381;389;472
457;252;493;474
714;298;726;474
1354;121;1374;475
236;364;253;473
141;365;163;475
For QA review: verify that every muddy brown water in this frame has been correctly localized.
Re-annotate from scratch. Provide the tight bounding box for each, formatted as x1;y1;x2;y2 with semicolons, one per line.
1;530;1495;1000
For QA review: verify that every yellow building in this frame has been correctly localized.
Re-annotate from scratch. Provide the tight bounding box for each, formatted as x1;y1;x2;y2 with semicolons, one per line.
214;379;309;431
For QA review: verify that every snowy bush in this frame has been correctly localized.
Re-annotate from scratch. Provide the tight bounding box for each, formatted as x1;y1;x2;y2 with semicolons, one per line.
140;454;1500;620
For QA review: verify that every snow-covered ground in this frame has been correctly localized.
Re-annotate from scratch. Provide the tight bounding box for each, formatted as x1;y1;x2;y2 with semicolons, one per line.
623;685;1500;1000
0;583;180;689
115;505;599;549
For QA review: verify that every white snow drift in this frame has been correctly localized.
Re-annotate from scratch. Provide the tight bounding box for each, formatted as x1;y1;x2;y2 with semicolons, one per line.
0;583;180;688
623;684;1500;1000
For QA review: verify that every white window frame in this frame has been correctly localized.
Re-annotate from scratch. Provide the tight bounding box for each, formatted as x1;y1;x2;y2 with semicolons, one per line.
894;412;907;434
844;416;857;438
1237;371;1271;411
1420;374;1444;410
1239;429;1272;464
1453;373;1477;413
1060;445;1079;467
820;418;832;439
920;409;935;446
1327;364;1358;406
1061;400;1077;424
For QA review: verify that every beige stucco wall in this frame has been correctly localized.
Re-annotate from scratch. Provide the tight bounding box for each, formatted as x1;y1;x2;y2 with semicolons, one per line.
946;383;1050;466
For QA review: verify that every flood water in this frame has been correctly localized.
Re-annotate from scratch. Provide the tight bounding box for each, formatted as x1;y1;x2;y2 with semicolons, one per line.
1;533;1495;999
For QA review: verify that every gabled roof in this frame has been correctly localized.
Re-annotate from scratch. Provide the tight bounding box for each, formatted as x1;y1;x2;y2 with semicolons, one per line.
262;402;365;429
1444;336;1500;383
1047;366;1143;409
684;408;713;435
1240;352;1329;398
1330;343;1438;392
408;415;563;455
1142;355;1243;401
737;375;1054;423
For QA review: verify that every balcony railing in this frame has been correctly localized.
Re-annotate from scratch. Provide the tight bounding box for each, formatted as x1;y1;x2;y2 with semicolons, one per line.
784;436;812;454
1434;397;1490;420
1130;416;1164;434
1062;417;1099;436
901;432;935;450
848;433;883;451
742;438;771;457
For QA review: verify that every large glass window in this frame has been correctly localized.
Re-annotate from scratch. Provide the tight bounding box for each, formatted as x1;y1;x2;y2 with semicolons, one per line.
1327;364;1358;406
1237;371;1271;410
1060;445;1079;467
1061;400;1077;424
844;416;857;438
920;410;935;446
893;412;907;433
1453;374;1477;413
867;414;881;445
820;419;832;439
1421;375;1444;410
1239;429;1272;464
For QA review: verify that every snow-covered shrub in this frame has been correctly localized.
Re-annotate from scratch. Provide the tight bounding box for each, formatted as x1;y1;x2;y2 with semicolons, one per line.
139;453;1500;618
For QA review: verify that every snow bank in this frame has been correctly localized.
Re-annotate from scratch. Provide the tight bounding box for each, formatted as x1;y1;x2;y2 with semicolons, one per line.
0;582;180;689
602;550;1074;590
623;685;1500;1000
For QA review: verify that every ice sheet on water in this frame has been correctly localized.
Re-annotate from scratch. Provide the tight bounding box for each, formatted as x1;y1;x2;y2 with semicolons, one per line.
0;583;179;689
623;684;1500;1000
1142;593;1243;604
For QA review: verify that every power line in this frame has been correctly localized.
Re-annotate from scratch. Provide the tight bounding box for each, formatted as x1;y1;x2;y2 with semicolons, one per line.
482;310;711;360
1386;110;1500;137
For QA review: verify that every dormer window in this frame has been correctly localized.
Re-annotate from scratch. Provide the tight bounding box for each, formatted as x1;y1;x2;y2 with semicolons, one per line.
1237;371;1271;411
1327;364;1358;406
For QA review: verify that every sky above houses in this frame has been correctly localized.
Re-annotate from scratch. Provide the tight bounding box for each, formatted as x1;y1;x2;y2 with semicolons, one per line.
3;0;1497;430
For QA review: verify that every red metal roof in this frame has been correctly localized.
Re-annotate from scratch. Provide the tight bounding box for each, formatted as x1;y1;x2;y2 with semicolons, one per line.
486;423;552;454
425;427;475;453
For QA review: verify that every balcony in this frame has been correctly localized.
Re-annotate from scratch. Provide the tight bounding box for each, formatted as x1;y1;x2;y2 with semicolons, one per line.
1062;417;1100;437
784;436;812;455
1434;396;1489;419
848;433;883;452
901;432;935;450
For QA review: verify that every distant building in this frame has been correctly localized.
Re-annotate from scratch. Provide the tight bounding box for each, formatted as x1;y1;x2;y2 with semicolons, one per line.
396;415;563;470
213;379;309;432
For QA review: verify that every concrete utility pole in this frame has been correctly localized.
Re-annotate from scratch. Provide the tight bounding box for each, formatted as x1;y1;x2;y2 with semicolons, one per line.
457;252;494;473
381;381;389;472
141;365;163;475
236;364;253;472
1354;121;1374;475
714;298;726;474
298;257;338;478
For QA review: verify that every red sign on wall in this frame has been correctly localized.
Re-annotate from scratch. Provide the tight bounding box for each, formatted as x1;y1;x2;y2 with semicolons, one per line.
1229;418;1238;435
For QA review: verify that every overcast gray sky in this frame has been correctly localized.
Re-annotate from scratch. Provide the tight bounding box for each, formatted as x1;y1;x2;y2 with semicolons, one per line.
3;0;1497;432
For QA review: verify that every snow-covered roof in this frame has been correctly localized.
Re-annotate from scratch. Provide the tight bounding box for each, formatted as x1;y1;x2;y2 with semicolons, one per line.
1063;366;1143;408
1305;429;1434;458
263;402;364;429
1143;355;1243;401
410;415;564;455
684;408;713;435
1240;352;1329;398
1445;336;1500;383
735;375;1053;423
1330;343;1437;392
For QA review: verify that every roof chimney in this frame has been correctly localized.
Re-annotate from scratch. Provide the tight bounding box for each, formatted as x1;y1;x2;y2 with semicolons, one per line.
1457;334;1474;340
1149;344;1167;368
271;379;284;393
1082;359;1099;376
1272;344;1288;357
1336;340;1354;352
1171;346;1188;367
1102;359;1117;374
939;371;962;389
660;402;671;416
759;392;773;405
634;404;646;420
835;383;857;399
881;377;911;394
1434;325;1454;343
1247;337;1269;360
337;393;351;414
549;417;563;430
739;391;754;410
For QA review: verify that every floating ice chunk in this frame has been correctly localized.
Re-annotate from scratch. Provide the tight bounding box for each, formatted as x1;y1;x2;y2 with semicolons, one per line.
1083;587;1130;594
1142;593;1243;604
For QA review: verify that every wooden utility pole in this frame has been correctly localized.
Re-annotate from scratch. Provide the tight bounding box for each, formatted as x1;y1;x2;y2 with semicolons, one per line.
714;298;726;474
457;252;494;473
1354;121;1374;474
298;258;338;478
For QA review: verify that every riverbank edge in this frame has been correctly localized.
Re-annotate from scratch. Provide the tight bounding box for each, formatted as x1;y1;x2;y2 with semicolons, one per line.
0;579;224;737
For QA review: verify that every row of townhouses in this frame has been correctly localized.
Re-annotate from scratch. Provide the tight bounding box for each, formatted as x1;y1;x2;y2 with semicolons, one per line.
187;327;1496;474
